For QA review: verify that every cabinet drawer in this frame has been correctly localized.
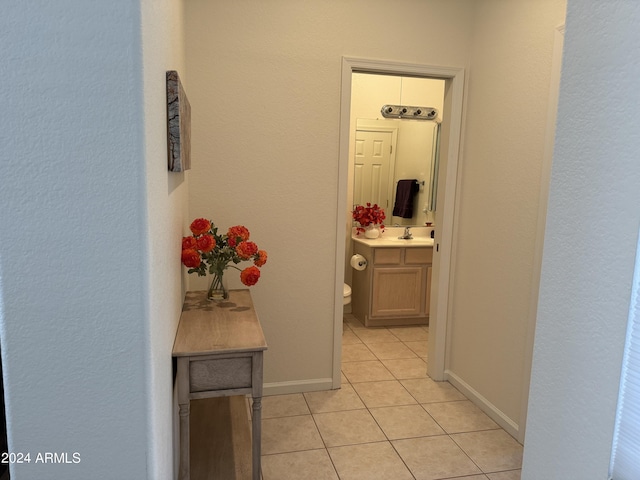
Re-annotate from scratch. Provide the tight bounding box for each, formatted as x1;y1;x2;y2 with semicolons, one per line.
190;357;252;393
374;248;402;265
405;247;433;265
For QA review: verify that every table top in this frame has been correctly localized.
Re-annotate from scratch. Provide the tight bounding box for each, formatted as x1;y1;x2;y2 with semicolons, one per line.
172;289;267;357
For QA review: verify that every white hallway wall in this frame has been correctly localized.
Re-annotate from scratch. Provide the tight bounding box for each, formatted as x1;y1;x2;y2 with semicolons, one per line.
184;0;566;434
0;0;188;478
141;0;190;478
447;0;567;439
523;0;640;477
0;0;586;477
184;0;475;393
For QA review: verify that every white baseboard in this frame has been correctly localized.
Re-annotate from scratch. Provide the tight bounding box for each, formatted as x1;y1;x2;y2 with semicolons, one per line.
445;370;520;441
263;378;335;396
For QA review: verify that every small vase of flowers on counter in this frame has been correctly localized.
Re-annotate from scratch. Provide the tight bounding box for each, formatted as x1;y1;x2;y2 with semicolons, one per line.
352;203;386;239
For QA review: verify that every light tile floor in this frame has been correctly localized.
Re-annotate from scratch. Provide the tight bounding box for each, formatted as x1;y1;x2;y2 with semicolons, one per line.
260;314;522;480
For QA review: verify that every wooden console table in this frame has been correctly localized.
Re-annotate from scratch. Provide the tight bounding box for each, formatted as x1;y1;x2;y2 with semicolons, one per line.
173;290;267;480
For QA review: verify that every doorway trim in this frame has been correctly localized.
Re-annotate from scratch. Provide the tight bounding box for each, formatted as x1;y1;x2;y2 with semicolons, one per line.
333;57;465;387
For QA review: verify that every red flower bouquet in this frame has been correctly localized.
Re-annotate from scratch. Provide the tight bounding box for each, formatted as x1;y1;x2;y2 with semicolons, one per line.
181;217;268;300
352;203;386;235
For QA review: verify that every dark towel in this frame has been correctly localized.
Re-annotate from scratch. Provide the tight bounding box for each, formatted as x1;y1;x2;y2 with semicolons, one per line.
392;179;419;218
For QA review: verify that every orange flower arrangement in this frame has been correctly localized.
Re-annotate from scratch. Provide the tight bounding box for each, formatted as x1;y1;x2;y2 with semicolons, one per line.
181;218;267;297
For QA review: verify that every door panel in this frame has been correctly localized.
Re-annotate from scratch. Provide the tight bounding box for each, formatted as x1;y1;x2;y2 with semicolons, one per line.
354;130;394;210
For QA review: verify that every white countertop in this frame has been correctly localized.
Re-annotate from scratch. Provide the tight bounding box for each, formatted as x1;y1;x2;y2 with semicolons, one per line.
352;236;434;247
352;226;434;248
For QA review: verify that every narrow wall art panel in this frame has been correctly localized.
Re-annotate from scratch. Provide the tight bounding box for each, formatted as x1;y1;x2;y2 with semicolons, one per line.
166;70;191;172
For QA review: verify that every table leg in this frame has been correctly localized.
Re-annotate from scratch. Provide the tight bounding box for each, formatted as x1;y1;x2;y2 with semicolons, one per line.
178;401;190;480
252;395;262;480
177;357;190;480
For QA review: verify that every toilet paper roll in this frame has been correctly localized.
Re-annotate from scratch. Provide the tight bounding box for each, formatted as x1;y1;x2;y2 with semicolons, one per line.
350;254;368;271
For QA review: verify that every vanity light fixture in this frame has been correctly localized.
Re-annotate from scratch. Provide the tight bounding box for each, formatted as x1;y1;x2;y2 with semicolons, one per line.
381;104;438;120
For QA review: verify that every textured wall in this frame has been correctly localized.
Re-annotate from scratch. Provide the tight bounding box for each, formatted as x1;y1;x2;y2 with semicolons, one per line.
184;0;475;391
446;0;566;435
140;0;189;478
523;0;640;477
0;1;187;478
183;0;568;435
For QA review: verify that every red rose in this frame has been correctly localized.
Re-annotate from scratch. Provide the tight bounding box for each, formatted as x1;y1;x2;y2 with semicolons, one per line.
236;241;258;259
182;236;197;250
190;218;211;236
181;249;201;268
254;250;268;267
196;234;216;253
240;266;261;286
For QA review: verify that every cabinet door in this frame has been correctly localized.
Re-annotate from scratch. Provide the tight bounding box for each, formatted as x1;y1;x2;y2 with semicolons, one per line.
371;267;423;317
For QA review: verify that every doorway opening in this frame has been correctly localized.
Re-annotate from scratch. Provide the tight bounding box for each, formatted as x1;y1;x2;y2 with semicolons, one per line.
332;57;466;389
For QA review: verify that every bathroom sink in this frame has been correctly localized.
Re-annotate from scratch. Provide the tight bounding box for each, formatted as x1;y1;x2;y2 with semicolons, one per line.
352;226;435;247
352;236;434;247
387;237;434;246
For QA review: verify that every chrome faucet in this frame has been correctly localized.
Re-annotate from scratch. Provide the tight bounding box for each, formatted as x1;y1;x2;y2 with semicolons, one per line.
399;227;413;240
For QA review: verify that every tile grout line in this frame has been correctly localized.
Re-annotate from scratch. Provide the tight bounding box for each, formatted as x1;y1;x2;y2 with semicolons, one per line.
300;387;343;479
345;318;490;480
381;329;481;480
344;320;433;480
341;365;418;480
261;318;521;479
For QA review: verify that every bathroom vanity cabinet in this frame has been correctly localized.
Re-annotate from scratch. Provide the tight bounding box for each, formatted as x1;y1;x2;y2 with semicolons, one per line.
352;241;432;327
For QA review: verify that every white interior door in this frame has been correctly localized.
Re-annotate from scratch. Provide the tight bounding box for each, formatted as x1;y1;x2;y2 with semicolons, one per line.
353;129;395;210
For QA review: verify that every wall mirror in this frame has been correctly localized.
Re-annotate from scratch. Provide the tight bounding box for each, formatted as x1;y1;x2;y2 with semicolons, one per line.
351;73;445;227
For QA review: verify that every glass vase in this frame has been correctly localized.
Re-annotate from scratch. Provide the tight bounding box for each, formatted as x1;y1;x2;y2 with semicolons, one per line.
206;270;228;302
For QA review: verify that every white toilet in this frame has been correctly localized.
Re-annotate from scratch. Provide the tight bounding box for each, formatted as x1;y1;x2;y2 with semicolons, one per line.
343;283;352;312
